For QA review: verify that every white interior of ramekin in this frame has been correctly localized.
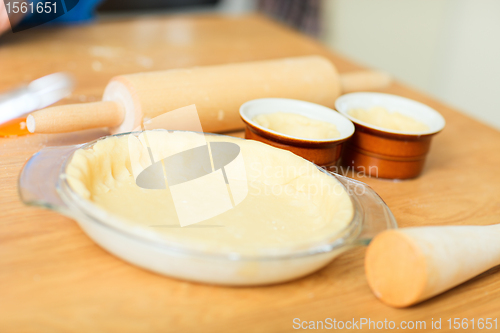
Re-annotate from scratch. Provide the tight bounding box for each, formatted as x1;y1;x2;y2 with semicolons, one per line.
240;98;355;142
335;92;446;135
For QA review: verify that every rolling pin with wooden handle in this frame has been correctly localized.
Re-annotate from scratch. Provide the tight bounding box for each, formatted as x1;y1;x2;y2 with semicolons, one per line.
27;55;391;134
365;225;500;308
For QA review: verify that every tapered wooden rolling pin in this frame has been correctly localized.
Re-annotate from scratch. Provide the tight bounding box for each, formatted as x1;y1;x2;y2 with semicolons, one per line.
27;55;391;134
365;225;500;308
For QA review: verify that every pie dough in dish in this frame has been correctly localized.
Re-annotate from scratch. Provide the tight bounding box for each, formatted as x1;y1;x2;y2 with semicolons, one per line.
65;130;354;257
20;130;397;285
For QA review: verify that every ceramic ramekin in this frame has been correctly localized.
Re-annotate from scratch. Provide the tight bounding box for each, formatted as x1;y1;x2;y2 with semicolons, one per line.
240;98;355;169
335;93;446;179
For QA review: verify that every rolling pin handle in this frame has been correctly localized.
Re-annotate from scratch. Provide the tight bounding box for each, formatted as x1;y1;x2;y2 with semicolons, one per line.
27;101;125;134
365;225;500;308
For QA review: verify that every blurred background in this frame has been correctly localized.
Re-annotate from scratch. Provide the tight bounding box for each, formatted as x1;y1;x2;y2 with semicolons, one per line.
321;0;500;131
3;0;500;129
107;0;500;130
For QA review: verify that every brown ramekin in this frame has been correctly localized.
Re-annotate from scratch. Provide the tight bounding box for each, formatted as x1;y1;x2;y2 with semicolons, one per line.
240;98;355;169
335;93;446;179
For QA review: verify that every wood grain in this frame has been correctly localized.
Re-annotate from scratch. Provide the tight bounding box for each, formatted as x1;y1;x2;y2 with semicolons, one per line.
1;14;500;333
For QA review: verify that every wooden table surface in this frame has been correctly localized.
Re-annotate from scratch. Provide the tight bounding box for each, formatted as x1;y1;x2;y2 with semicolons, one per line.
1;14;500;333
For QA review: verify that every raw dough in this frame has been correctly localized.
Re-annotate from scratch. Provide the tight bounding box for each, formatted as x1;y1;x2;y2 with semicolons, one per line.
65;131;353;256
253;112;340;140
348;107;429;132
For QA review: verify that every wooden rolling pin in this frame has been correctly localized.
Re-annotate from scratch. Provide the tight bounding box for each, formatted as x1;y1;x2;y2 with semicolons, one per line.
365;225;500;308
27;56;391;134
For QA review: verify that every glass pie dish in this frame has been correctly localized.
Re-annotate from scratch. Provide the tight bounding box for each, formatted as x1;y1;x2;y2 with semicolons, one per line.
19;132;397;286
